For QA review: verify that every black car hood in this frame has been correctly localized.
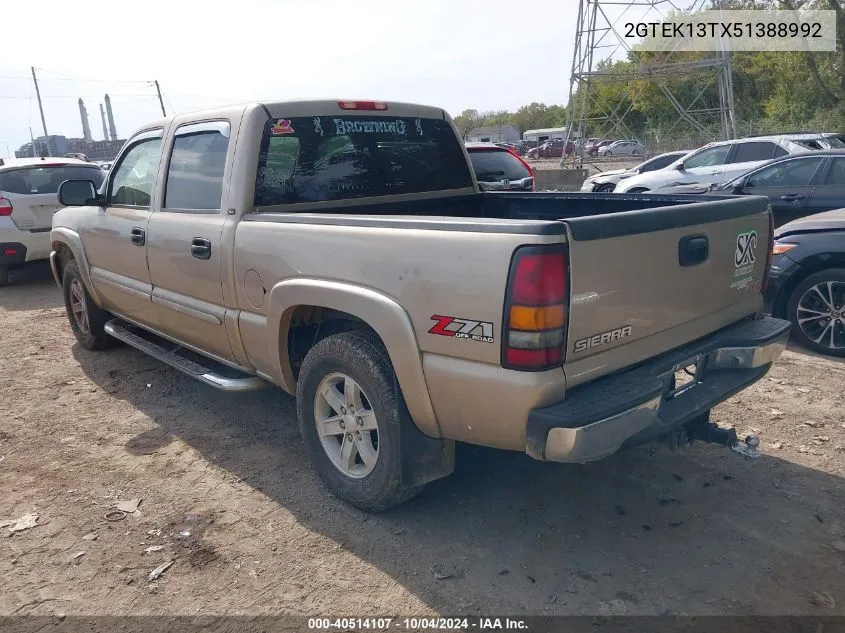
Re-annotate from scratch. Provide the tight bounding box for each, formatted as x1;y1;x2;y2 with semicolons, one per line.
776;208;845;237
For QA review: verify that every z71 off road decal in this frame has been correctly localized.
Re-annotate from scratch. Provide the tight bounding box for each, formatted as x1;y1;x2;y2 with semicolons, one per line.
731;229;758;290
429;315;494;343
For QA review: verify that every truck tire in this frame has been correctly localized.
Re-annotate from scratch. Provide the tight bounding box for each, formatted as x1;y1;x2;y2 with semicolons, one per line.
62;260;116;350
0;266;8;287
786;268;845;357
296;330;424;511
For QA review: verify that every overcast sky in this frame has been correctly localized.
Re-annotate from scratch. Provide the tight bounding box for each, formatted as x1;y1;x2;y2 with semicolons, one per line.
0;0;652;156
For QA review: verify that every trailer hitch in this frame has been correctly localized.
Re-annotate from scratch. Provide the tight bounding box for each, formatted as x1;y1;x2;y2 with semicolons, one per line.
692;420;761;459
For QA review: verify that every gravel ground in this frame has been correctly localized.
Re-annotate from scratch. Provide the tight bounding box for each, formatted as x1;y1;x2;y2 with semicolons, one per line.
1;263;844;617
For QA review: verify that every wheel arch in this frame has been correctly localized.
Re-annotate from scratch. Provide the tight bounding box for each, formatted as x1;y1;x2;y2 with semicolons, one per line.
50;227;102;306
773;253;845;319
265;278;441;438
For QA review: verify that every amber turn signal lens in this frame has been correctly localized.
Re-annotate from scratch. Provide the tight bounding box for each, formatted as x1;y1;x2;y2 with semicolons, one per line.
772;242;797;255
509;304;566;331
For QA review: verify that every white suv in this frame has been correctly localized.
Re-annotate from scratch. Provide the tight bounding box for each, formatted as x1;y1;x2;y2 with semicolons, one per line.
614;134;834;193
0;157;105;285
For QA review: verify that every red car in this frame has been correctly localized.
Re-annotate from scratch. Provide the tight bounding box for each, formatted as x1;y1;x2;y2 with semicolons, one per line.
526;139;573;159
465;143;534;191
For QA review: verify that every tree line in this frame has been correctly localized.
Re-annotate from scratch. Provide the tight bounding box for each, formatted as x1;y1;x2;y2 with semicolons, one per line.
452;0;843;143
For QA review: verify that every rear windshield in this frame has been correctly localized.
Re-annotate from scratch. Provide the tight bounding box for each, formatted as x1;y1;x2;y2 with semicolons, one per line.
468;149;530;182
0;165;105;195
254;115;472;207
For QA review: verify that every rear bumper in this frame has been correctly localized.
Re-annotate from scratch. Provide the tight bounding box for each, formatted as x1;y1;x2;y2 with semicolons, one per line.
0;242;27;268
526;316;791;463
0;217;50;262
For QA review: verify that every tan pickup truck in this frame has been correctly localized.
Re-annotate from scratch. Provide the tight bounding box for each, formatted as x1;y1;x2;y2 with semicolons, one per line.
50;99;791;510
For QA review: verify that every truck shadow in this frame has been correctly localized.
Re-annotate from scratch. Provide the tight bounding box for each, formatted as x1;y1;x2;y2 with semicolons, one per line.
0;261;63;312
73;344;845;616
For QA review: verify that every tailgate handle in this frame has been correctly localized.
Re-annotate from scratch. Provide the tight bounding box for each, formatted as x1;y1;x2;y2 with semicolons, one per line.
678;234;709;267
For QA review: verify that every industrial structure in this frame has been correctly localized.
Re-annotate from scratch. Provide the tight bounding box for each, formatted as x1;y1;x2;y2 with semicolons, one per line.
15;93;125;160
563;0;736;166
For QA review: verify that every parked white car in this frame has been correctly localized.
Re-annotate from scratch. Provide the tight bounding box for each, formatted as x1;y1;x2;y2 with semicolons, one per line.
614;134;830;193
0;157;105;285
580;150;691;192
597;140;645;156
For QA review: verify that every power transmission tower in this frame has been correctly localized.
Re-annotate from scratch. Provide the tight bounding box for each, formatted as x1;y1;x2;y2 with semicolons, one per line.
563;0;737;167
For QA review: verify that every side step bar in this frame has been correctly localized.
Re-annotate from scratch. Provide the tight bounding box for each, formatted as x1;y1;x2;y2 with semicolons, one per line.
104;319;266;392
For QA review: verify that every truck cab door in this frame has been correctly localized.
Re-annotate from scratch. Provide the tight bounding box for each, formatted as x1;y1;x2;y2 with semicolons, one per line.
79;129;164;327
145;120;237;363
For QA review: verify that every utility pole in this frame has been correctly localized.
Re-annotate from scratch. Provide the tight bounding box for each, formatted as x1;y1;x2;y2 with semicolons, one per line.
31;67;50;156
154;80;167;117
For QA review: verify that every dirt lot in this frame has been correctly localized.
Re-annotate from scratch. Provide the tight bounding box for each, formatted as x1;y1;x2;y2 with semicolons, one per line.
1;263;844;617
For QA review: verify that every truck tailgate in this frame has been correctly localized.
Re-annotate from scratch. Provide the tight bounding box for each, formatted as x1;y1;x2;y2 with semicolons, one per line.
562;196;771;386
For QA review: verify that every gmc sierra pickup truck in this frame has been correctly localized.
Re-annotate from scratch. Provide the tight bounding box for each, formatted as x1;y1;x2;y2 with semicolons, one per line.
50;99;791;510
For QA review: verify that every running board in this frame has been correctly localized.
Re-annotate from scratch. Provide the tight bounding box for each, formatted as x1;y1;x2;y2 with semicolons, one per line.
104;319;266;392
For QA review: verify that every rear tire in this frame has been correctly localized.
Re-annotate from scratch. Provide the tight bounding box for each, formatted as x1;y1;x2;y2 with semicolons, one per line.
0;266;8;287
604;151;612;156
786;268;845;357
62;260;116;350
632;150;641;156
296;330;424;511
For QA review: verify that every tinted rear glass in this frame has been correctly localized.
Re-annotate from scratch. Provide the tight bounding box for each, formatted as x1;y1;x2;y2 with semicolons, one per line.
468;149;530;182
255;115;472;207
0;165;105;195
643;153;682;171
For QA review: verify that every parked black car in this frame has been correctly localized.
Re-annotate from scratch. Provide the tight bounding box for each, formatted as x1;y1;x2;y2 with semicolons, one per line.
655;150;845;227
765;208;845;357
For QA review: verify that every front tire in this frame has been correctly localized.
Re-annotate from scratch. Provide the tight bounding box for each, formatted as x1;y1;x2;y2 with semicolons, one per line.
632;150;641;156
296;330;424;511
787;268;845;357
62;260;116;350
594;183;615;193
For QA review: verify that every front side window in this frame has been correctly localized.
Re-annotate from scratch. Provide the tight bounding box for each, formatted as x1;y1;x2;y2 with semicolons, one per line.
683;145;731;169
109;134;163;207
255;115;474;208
642;153;681;172
164;122;230;210
746;157;824;188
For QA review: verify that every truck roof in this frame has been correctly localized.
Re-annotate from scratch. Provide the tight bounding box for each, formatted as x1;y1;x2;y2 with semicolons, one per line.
135;99;450;135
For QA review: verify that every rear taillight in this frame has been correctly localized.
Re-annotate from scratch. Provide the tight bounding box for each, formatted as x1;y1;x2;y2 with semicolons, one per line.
512;153;535;191
502;245;569;371
762;207;774;292
337;100;388;111
0;197;12;217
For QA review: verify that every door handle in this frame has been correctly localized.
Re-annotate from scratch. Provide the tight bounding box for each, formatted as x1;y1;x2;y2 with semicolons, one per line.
779;194;805;201
678;234;709;267
130;227;145;246
190;237;211;260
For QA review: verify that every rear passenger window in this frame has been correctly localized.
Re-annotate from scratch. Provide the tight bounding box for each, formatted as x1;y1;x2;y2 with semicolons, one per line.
730;142;778;163
826;158;845;185
164;121;230;210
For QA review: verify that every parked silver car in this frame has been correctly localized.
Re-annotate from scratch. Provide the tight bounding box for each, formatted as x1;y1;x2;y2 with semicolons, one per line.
597;140;645;157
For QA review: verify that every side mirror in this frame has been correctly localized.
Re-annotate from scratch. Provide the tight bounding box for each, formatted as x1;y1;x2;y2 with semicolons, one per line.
58;180;99;206
674;163;685;171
